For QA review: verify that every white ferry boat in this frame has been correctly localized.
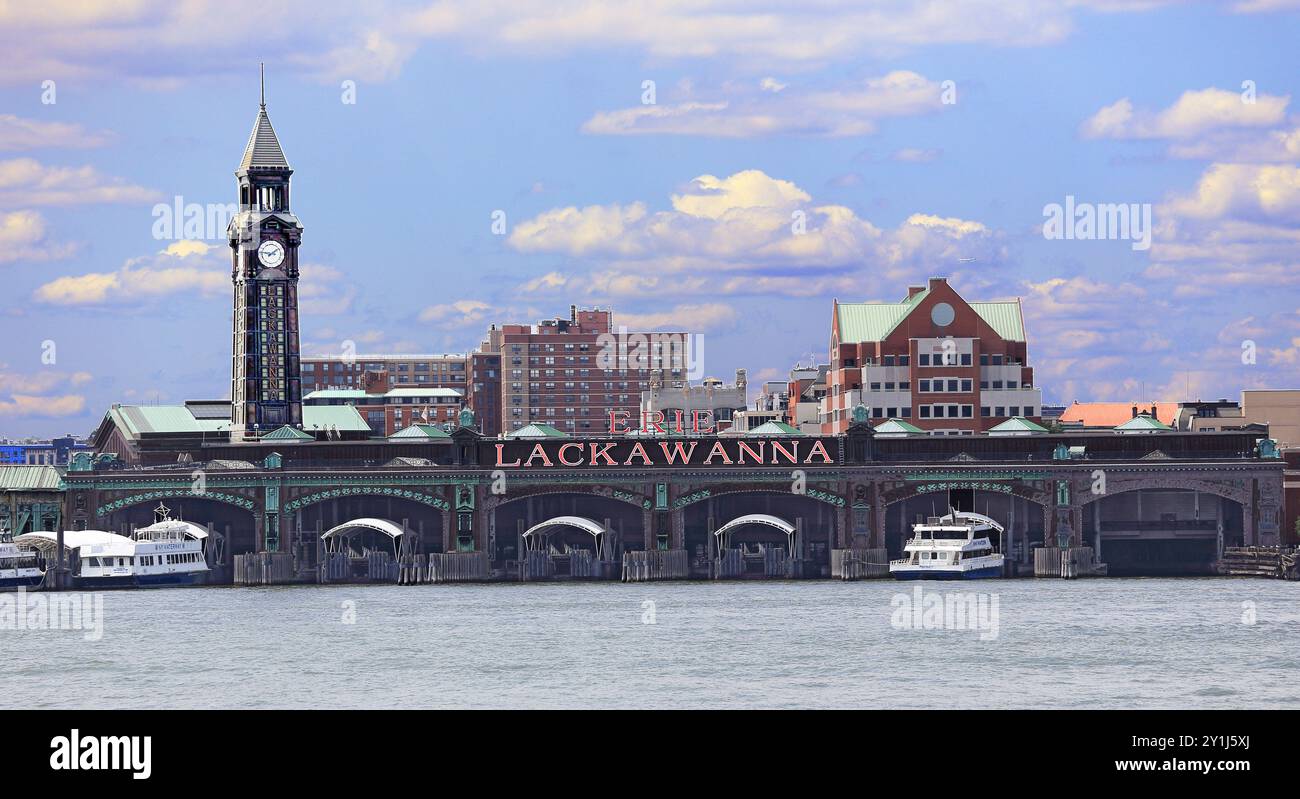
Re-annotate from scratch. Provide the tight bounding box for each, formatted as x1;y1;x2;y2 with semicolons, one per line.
12;505;209;588
0;536;45;588
129;516;209;587
889;510;1005;580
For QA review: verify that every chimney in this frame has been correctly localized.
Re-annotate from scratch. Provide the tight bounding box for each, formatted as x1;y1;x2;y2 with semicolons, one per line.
928;276;948;289
570;304;577;324
907;285;925;299
1131;404;1138;418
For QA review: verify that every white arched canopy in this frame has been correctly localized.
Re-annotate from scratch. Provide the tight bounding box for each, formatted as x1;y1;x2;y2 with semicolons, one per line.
521;516;606;552
938;510;1005;534
321;517;405;553
713;513;796;552
321;517;405;541
14;529;133;557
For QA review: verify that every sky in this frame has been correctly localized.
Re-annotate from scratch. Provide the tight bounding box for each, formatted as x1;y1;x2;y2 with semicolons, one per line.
1;0;1299;438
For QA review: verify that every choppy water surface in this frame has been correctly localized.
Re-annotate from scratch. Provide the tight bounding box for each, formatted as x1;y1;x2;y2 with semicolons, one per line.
4;578;1297;709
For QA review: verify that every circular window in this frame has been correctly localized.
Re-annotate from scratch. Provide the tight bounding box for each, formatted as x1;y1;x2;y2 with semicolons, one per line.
930;302;955;326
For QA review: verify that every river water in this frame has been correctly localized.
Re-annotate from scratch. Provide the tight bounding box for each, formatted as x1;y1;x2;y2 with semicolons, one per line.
4;578;1297;709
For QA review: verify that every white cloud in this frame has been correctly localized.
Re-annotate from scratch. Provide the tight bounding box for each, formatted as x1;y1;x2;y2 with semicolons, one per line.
0;368;92;418
507;170;1005;298
582;71;949;138
0;158;159;207
0;209;76;264
1082;89;1288;140
615;303;739;333
33;240;225;305
418;299;493;326
0;115;114;151
1;1;1250;87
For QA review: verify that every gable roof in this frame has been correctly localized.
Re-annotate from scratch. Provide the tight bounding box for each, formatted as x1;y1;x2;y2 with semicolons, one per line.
389;423;451;440
835;290;1025;343
261;424;314;441
987;417;1049;434
873;418;925;435
506;423;568;439
747;421;804;436
1115;414;1173;432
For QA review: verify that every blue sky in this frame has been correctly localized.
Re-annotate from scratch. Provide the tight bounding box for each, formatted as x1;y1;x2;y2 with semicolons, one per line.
2;0;1299;437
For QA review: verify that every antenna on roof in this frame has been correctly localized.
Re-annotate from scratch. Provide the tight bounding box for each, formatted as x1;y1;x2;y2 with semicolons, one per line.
259;62;266;109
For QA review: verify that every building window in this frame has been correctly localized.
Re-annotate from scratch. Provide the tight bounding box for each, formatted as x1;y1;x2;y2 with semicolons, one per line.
981;406;991;417
919;380;930;392
901;408;911;418
919;354;930;366
962;406;973;418
899;355;910;366
995;406;1005;416
920;406;931;418
899;381;910;391
961;354;972;366
961;379;972;392
1010;406;1020;417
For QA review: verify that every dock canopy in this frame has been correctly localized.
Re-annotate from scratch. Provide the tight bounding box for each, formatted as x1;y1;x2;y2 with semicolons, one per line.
713;513;794;538
14;529;134;557
521;516;606;551
321;518;404;541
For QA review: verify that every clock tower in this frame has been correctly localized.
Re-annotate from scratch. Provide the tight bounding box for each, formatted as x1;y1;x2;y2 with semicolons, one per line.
228;67;303;440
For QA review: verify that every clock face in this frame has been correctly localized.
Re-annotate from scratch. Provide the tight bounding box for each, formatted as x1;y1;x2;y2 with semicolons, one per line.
257;240;285;268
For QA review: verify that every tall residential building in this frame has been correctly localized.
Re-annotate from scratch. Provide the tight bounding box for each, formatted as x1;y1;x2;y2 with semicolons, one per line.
470;335;503;437
498;306;689;435
821;277;1042;434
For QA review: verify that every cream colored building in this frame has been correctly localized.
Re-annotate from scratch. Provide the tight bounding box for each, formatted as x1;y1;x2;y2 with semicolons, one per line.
1189;390;1300;448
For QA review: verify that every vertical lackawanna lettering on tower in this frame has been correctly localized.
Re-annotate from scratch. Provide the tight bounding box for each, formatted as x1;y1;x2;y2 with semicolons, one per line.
227;65;303;440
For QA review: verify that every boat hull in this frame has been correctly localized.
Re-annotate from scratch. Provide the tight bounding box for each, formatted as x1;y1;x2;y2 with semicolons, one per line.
890;563;1004;580
0;574;45;589
73;571;205;589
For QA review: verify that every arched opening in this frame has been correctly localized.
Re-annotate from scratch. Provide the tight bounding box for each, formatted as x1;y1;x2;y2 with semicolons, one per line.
100;497;256;566
885;489;1045;565
321;518;404;557
297;495;445;557
1083;488;1244;575
683;492;837;578
491;493;643;562
521;516;607;555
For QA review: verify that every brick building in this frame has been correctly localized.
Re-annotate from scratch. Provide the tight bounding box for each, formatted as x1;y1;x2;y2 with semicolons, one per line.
821;277;1041;434
498;306;689;436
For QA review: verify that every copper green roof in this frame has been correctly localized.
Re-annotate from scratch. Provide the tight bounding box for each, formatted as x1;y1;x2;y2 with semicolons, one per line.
302;405;370;433
837;294;1025;342
261;424;314;441
1114;415;1173;432
108;405;229;436
987;417;1049;434
389;423;451;440
0;465;63;491
506;423;568;439
874;418;925;434
747;421;804;436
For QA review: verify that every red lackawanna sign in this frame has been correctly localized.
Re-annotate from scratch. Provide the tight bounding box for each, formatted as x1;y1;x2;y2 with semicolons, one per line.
492;437;839;468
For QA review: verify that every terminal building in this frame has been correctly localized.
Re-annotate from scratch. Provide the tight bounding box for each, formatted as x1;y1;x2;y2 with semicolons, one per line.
38;78;1292;586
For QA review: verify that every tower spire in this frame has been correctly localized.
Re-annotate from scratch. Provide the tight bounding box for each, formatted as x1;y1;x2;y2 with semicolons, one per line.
260;62;265;108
